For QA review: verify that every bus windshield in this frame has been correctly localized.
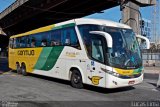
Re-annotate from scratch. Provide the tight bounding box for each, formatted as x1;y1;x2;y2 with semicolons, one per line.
78;25;142;69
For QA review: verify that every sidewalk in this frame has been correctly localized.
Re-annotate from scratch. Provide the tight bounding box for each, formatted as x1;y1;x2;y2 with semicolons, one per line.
144;67;160;80
144;67;160;74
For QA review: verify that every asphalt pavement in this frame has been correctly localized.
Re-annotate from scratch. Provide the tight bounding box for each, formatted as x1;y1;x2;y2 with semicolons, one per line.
0;57;159;107
0;57;10;73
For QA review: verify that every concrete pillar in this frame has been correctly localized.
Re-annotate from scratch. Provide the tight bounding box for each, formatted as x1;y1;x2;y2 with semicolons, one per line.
0;28;6;35
122;1;140;34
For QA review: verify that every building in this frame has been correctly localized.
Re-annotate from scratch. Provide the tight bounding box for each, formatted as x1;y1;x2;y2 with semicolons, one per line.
140;18;152;41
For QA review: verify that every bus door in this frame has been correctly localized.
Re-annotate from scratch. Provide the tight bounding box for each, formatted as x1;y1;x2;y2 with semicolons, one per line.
87;35;106;87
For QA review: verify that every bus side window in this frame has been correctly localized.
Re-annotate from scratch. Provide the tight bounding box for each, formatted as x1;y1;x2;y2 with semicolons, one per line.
16;38;20;48
51;30;61;46
61;27;80;49
13;38;16;48
50;40;56;46
9;38;14;49
20;36;26;48
41;40;47;47
30;36;36;48
70;28;80;49
41;31;50;47
26;36;31;48
31;40;36;47
61;29;71;46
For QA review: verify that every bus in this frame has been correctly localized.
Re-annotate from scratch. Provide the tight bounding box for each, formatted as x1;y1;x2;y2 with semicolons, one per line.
9;18;150;89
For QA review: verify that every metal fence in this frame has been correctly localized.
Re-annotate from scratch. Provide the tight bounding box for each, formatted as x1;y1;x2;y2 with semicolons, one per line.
142;49;160;67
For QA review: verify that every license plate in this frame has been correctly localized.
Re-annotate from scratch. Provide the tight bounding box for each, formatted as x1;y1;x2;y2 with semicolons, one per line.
128;80;135;85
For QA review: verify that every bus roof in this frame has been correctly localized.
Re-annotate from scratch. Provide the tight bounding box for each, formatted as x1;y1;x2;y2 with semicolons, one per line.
10;18;131;38
75;18;131;29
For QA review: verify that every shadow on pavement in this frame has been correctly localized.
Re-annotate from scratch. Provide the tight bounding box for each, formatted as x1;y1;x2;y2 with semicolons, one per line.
147;82;160;91
20;73;135;94
147;82;157;87
83;85;135;94
156;87;160;91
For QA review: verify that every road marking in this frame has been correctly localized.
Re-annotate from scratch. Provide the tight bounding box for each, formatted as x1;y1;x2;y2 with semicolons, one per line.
11;74;18;76
152;88;159;92
0;70;13;75
0;70;23;77
3;72;10;74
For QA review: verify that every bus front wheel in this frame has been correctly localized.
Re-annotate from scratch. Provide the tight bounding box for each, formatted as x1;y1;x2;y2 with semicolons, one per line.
71;70;83;89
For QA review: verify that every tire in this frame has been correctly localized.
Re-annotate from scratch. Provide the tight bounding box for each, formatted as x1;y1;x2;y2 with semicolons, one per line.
21;64;28;76
16;64;21;74
71;70;83;89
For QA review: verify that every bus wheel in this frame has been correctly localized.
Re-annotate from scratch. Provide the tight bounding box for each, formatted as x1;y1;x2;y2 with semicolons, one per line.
16;64;21;74
71;70;83;89
21;64;27;76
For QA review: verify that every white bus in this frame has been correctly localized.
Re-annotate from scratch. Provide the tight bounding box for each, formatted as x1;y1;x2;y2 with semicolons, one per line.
9;18;150;89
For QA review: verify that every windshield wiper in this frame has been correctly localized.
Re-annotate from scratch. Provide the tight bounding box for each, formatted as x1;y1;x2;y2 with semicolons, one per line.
124;59;130;66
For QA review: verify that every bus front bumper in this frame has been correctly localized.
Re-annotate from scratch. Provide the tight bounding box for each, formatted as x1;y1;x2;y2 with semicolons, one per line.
106;73;144;89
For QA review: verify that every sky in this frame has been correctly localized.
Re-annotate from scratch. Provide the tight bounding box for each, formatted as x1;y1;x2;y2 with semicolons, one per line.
88;6;153;22
0;0;16;12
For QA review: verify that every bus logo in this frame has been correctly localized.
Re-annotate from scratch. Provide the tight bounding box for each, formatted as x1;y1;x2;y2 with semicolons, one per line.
88;76;103;85
17;50;34;56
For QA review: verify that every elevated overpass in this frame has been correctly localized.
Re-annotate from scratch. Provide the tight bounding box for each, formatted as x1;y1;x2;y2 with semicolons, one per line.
0;0;120;36
0;0;156;36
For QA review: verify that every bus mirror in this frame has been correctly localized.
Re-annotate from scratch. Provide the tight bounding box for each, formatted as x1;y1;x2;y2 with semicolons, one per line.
136;35;150;49
90;31;113;48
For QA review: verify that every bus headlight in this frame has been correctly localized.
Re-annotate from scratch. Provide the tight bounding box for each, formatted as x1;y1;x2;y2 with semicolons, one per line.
106;70;120;77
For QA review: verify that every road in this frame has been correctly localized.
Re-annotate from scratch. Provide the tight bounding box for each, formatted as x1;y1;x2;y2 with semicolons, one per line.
0;58;160;107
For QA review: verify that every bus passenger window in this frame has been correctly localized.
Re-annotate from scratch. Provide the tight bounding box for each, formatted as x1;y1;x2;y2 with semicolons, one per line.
51;30;61;46
41;40;47;47
51;40;59;46
9;38;14;49
50;41;55;46
31;39;36;47
61;27;80;49
20;37;26;48
65;32;71;45
26;36;31;48
16;38;21;48
13;38;16;48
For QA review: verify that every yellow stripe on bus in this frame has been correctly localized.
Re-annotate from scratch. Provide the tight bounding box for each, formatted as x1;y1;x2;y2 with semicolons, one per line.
9;48;43;72
10;24;55;38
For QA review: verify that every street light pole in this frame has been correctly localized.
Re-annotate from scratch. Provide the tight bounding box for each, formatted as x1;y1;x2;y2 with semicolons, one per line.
157;72;160;88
